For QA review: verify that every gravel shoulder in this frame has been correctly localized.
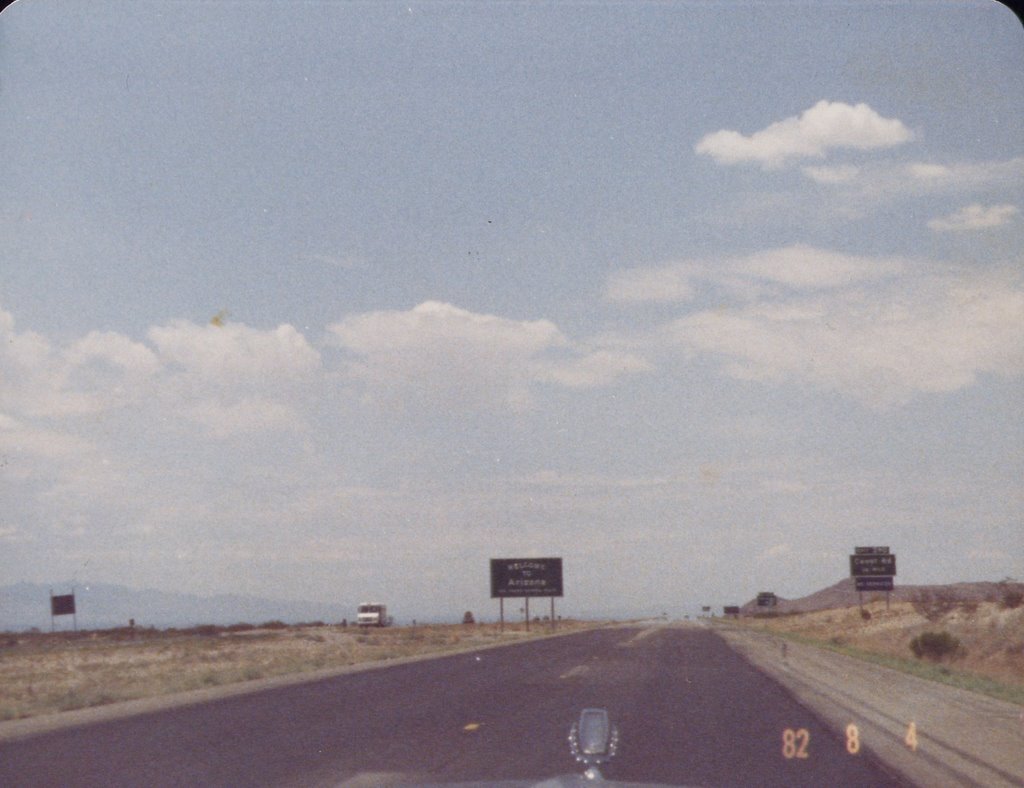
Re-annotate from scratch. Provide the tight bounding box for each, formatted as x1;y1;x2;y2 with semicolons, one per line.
715;623;1024;787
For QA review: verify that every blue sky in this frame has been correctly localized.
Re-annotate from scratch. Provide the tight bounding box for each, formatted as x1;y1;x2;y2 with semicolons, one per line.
1;1;1021;621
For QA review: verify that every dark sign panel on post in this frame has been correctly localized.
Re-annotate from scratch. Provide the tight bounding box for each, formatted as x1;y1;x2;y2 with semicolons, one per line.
490;558;563;597
855;576;894;591
723;605;741;616
850;554;897;576
756;592;777;607
51;594;76;616
854;546;890;555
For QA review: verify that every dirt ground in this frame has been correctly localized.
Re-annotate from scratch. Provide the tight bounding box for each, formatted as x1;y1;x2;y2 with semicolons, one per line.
0;620;600;721
736;597;1024;691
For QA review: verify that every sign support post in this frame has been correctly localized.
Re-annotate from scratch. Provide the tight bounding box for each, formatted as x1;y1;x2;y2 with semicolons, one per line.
851;547;896;614
490;558;563;632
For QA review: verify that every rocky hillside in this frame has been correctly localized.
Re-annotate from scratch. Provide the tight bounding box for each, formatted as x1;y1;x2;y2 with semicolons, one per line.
741;577;1024;615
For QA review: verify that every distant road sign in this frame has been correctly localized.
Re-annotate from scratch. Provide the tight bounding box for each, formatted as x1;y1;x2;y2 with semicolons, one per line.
854;546;890;555
51;594;75;616
490;557;563;598
856;576;894;592
723;606;740;616
756;592;777;607
850;554;897;576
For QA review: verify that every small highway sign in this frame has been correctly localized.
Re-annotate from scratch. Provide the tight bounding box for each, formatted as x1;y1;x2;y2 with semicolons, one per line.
850;554;896;576
756;592;777;607
855;576;894;592
50;593;76;616
854;546;890;555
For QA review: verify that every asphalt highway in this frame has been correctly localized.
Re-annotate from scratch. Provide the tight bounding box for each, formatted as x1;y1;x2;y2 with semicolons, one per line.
0;625;906;787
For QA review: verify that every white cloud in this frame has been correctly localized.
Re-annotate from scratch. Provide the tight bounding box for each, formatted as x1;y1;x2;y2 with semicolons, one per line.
695;100;912;169
927;204;1018;232
854;158;1024;200
605;264;699;303
738;245;904;289
186;397;305;438
0;414;95;461
909;162;951;180
606;246;904;305
0;309;98;417
148;319;320;381
535;350;652;388
64;331;160;374
328;301;646;410
664;267;1024;407
801;164;860;184
330;300;565;358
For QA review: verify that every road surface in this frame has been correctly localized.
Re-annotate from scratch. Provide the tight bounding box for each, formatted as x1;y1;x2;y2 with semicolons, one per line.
0;625;906;786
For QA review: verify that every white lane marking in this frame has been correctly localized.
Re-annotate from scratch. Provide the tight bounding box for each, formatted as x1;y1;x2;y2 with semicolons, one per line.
560;664;589;679
618;627;663;647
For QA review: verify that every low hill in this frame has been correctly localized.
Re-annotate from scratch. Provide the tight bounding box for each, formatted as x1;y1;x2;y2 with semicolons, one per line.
741;577;1024;615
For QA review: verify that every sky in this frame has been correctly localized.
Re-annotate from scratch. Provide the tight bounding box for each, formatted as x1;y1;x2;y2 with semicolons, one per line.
1;1;1022;622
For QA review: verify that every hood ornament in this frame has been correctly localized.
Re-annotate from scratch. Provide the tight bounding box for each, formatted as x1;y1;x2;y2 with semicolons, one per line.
568;708;619;781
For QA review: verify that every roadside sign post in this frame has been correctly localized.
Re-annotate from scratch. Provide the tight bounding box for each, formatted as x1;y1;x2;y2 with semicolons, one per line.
850;547;896;611
49;589;77;632
490;558;564;632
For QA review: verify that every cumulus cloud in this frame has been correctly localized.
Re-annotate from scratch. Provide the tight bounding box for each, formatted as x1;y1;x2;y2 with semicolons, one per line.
605;264;699;303
801;164;860;184
882;158;1023;196
0;308;100;417
606;246;904;304
664;268;1024;407
328;301;647;410
148;319;320;381
695;100;912;169
0;414;95;461
64;331;160;374
535;350;653;388
739;245;904;289
927;204;1018;232
329;301;565;359
771;157;1024;223
186;397;305;438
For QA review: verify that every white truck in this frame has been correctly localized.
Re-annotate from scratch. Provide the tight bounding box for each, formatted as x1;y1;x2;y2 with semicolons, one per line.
356;602;393;627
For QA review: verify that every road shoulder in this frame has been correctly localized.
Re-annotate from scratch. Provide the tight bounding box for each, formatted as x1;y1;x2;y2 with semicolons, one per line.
714;623;1024;787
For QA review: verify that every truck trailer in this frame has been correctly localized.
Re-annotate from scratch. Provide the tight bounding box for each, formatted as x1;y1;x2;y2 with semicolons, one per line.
356;602;393;627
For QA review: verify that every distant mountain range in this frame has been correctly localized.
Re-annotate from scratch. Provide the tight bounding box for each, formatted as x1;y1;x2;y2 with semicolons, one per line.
0;582;348;631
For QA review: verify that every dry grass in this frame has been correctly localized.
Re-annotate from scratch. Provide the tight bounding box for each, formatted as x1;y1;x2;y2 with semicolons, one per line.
737;599;1024;694
0;621;600;721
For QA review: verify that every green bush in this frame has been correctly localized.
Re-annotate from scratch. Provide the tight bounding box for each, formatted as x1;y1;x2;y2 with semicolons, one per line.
910;630;963;661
